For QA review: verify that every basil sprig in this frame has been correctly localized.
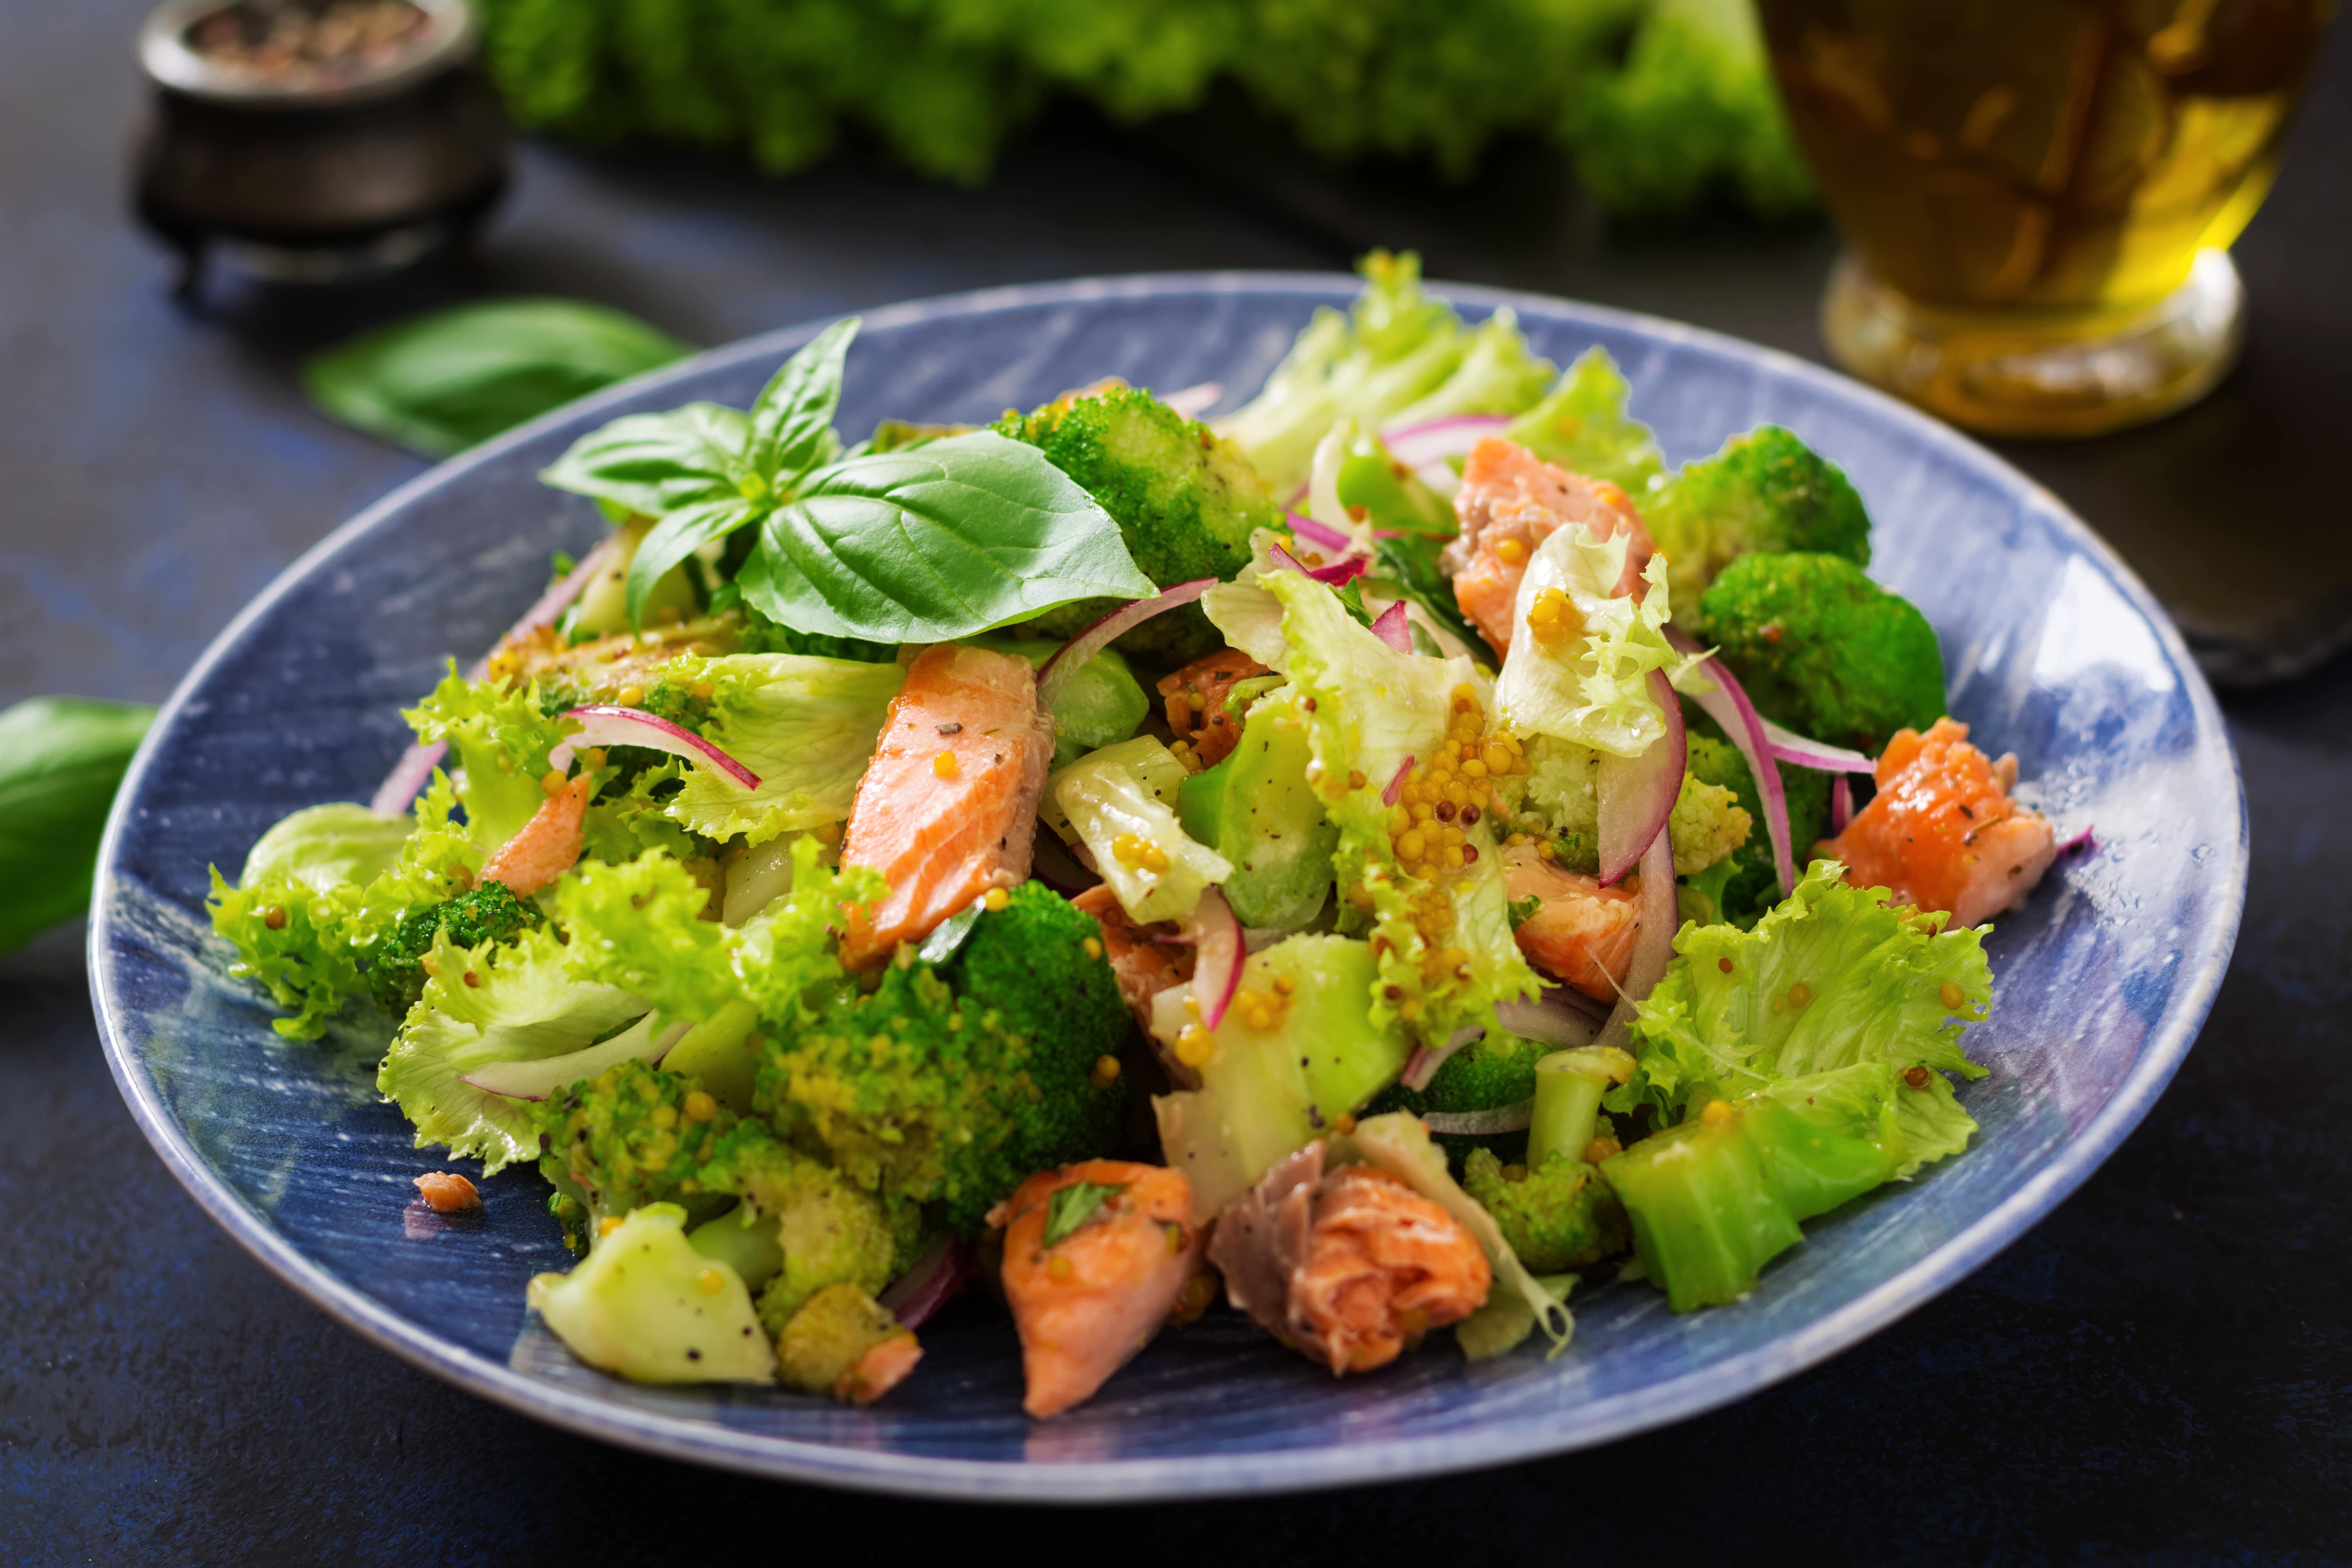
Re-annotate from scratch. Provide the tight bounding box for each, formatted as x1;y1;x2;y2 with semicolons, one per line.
1042;1179;1126;1247
539;318;1155;641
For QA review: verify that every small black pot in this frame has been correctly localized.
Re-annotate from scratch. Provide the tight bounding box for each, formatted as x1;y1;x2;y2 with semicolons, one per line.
131;0;510;299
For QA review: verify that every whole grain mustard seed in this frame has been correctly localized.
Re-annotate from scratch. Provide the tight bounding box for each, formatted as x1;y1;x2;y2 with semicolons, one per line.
932;751;959;779
982;887;1011;912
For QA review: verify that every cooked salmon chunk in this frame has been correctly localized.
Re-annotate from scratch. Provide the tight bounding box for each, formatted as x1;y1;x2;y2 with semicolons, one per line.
1208;1142;1491;1376
1071;884;1194;1038
1822;717;2056;929
479;774;593;897
1156;648;1271;768
1502;842;1643;1002
1445;436;1656;660
838;644;1055;968
991;1160;1204;1419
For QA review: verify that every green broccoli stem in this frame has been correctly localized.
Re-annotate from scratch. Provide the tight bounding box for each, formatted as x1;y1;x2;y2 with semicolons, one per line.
1601;1107;1802;1312
1528;1046;1635;1163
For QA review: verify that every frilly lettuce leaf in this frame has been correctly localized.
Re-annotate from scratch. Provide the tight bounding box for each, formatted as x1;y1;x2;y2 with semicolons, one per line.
404;664;576;850
580;759;704;865
1499;347;1665;497
1891;1069;1980;1177
1381;306;1558;434
376;924;648;1173
1494;523;1697;759
209;776;479;1039
1619;860;1992;1117
661;653;904;846
1266;569;1540;1051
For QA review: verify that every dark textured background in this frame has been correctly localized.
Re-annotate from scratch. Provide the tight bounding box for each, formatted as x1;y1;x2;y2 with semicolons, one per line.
3;2;2347;1561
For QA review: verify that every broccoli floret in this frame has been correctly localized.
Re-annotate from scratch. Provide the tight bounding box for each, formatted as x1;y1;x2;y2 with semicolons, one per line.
541;1058;740;1241
1644;426;1871;608
1669;769;1751;877
1364;1025;1552;1165
1683;731;1833;927
367;881;543;1012
995;386;1281;660
693;1120;926;1336
1464;1147;1629;1272
1696;552;1946;757
755;884;1131;1232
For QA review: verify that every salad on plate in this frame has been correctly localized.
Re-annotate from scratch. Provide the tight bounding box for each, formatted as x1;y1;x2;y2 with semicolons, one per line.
211;255;2072;1417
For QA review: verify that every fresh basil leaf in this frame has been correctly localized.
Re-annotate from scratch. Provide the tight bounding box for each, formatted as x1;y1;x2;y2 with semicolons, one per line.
303;298;693;459
740;431;1157;644
913;897;985;966
748;316;859;482
0;697;156;953
624;494;761;629
539;402;753;518
1041;1179;1126;1247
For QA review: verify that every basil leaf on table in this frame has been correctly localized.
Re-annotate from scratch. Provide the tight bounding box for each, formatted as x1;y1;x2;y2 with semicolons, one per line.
0;697;156;953
748;316;858;481
740;432;1158;644
304;298;694;460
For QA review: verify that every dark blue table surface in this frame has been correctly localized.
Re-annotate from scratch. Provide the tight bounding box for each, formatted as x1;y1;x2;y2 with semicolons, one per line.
4;1;2347;1560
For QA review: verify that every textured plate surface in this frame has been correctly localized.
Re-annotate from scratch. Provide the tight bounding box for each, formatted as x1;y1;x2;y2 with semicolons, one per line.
89;273;2245;1500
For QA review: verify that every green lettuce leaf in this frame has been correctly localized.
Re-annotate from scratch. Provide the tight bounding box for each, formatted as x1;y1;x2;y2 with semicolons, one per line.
1381;306;1558;433
1265;569;1541;1053
1499;347;1664;496
1493;523;1692;758
403;666;579;851
1045;736;1230;924
661;653;904;845
377;925;650;1173
1620;860;1993;1117
210;777;480;1039
1891;1069;1980;1177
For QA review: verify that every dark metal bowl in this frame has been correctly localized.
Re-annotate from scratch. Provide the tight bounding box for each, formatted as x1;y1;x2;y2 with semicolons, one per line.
131;0;510;298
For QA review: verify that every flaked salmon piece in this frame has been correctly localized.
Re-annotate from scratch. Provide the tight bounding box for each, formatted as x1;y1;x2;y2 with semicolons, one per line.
1446;436;1655;660
838;644;1055;968
1072;884;1194;1038
1823;717;2056;929
1156;649;1271;768
479;774;593;897
1502;842;1644;1003
991;1160;1203;1419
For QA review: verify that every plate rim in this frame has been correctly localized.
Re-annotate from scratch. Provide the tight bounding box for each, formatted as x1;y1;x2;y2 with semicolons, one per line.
87;269;2249;1502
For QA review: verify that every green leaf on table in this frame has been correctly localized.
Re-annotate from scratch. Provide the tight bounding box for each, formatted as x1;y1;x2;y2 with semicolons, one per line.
0;697;157;953
303;298;695;460
748;316;858;482
740;431;1157;644
539;402;752;518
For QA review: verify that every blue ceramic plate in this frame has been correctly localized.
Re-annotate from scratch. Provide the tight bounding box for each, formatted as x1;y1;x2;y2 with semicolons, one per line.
90;274;2245;1500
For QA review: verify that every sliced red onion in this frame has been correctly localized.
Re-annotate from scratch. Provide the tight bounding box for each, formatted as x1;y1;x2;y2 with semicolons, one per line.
1380;414;1510;466
546;705;760;789
1382;756;1416;807
1494;985;1608;1046
459;1017;688;1102
1178;886;1244;1033
1595;668;1686;886
1668;630;1794;897
1285;511;1356;555
1589;828;1678;1060
1403;1021;1489;1092
2057;824;2097;855
1763;719;1873;774
371;534;623;817
878;1233;977;1329
1266;541;1368;588
1423;1099;1535;1136
1830;775;1853;835
1369;599;1412;653
1035;578;1216;711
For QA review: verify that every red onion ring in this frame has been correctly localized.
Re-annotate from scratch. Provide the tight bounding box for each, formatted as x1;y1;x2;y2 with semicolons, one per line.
1589;827;1679;1060
1767;722;1873;774
1667;629;1794;897
546;705;761;789
1369;599;1412;653
1494;985;1608;1046
1382;757;1416;807
1267;541;1369;588
1595;668;1686;886
1423;1100;1535;1136
1830;774;1853;835
370;534;623;817
1035;578;1217;711
1178;886;1244;1033
1380;414;1510;466
1285;511;1356;555
2057;824;2098;856
878;1233;978;1329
